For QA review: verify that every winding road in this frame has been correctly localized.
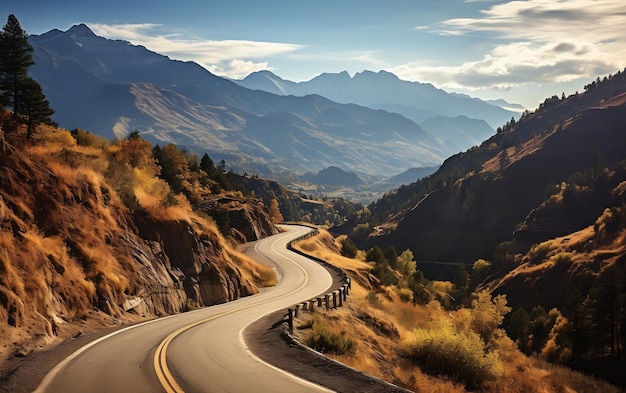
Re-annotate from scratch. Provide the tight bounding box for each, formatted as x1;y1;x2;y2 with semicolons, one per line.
35;224;334;393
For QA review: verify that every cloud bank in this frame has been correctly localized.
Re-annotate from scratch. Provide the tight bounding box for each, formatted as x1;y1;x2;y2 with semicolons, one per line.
90;23;301;79
392;0;626;93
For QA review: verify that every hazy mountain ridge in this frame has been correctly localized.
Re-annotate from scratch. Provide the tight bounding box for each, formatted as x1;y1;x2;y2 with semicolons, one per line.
28;25;454;179
385;166;440;185
237;69;520;151
301;166;363;187
419;115;494;152
239;69;515;123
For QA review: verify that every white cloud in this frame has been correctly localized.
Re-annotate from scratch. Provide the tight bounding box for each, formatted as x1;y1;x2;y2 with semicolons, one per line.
208;59;272;80
398;0;626;93
89;23;301;77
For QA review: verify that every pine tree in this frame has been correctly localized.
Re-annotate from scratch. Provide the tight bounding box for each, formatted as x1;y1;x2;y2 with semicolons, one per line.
19;76;54;138
0;14;33;115
0;14;54;137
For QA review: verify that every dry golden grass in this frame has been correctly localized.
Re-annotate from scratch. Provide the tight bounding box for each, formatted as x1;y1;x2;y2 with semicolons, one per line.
230;249;277;287
1;121;278;364
295;229;376;290
294;231;624;393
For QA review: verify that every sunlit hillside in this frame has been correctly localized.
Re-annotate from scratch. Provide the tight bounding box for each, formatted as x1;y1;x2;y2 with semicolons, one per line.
293;229;624;393
0;114;276;361
342;70;626;278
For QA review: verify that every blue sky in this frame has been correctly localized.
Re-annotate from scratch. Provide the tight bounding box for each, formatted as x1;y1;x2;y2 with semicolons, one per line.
2;0;625;109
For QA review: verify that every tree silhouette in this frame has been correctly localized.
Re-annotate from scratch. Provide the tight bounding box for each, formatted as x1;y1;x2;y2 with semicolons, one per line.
20;77;54;138
0;14;54;137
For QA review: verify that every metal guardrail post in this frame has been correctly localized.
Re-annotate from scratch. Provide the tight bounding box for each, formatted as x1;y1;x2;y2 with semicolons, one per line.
287;309;294;332
283;226;356;323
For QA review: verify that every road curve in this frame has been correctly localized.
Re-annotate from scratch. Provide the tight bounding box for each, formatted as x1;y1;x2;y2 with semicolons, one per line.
36;224;334;393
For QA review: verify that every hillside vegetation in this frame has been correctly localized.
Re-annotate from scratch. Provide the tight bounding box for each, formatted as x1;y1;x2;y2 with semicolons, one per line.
347;70;626;270
293;229;623;392
0;114;277;361
327;70;626;389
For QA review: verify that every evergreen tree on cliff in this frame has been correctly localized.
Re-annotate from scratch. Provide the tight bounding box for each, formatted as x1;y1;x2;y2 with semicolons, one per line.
0;14;54;138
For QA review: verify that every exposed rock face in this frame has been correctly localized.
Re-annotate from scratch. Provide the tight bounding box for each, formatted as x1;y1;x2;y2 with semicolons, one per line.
134;211;259;307
0;137;275;357
195;197;279;243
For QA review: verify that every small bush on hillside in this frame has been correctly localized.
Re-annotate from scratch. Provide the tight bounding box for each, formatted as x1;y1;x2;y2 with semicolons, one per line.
340;236;358;258
397;287;413;302
304;315;356;355
71;128;109;148
366;291;384;309
528;241;553;265
104;158;138;209
404;326;503;389
403;292;511;389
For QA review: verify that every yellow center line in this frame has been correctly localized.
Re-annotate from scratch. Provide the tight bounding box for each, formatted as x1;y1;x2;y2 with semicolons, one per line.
154;241;311;393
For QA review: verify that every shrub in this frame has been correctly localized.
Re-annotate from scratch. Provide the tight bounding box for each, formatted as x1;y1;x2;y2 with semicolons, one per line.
404;327;503;389
366;291;383;309
304;315;356;355
340;236;358;258
397;288;413;302
71;128;109;148
470;291;511;345
528;241;553;265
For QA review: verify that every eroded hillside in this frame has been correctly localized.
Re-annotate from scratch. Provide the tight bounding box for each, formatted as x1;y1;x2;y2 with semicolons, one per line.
0;116;276;360
331;72;626;388
360;73;626;279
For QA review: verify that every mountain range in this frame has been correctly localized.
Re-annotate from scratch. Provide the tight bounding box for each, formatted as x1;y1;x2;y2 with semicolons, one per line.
28;24;521;186
236;70;520;150
28;24;459;181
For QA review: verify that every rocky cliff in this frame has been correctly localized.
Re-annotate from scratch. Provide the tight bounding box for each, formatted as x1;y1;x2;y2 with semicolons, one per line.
0;121;277;359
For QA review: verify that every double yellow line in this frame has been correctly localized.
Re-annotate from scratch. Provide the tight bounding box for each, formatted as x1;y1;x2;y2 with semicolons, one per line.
153;243;311;393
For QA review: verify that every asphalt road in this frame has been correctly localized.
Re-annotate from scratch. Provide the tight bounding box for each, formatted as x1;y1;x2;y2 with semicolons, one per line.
35;224;334;393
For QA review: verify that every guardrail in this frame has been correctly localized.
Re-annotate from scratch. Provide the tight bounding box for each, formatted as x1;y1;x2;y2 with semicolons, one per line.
276;226;414;393
283;226;352;332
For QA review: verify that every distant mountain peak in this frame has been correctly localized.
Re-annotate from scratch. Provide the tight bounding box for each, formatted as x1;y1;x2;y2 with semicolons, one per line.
311;71;351;81
355;70;399;81
303;166;364;187
67;23;96;37
249;70;275;77
245;70;282;81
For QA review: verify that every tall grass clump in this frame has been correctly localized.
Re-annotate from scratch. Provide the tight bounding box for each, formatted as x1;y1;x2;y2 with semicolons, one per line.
402;291;510;389
404;325;503;389
304;315;356;355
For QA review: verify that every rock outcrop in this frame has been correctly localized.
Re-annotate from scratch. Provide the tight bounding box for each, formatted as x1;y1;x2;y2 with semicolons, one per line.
0;128;277;358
